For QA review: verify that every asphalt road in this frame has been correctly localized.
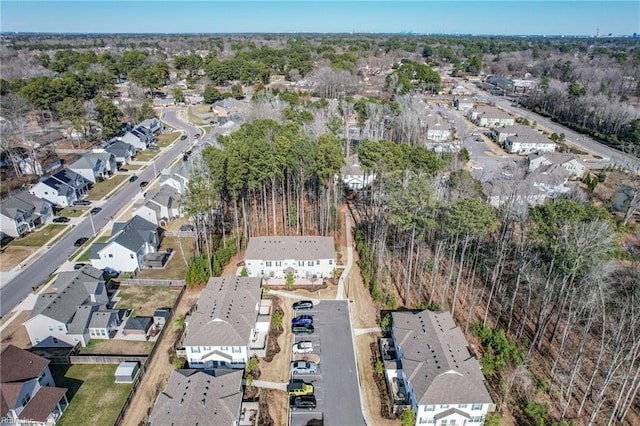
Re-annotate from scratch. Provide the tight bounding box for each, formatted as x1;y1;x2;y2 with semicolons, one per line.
0;108;199;317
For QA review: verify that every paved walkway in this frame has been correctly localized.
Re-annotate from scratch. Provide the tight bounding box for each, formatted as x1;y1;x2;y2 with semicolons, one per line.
336;209;354;300
252;380;287;391
354;327;382;336
267;290;324;302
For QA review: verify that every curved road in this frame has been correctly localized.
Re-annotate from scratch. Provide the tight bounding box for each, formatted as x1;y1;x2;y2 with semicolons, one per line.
0;108;199;317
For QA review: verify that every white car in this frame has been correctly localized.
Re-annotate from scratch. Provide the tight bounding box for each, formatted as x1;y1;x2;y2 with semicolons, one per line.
293;341;313;354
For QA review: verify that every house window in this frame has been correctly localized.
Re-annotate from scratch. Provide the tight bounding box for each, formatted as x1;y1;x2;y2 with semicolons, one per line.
58;326;63;331
439;404;449;409
48;326;54;331
192;346;201;353
471;416;484;423
265;261;272;267
329;260;333;265
203;346;211;351
130;254;134;259
38;370;46;383
21;394;31;407
35;338;40;344
108;254;113;258
459;404;468;409
232;346;241;353
298;261;304;267
100;329;106;336
275;261;281;267
221;346;229;351
307;261;313;266
471;404;483;411
316;260;320;265
424;405;435;411
419;418;428;424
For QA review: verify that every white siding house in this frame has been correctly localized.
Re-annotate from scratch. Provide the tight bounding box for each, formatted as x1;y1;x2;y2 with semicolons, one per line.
0;193;53;238
470;105;515;127
245;236;336;279
528;152;586;178
341;154;374;190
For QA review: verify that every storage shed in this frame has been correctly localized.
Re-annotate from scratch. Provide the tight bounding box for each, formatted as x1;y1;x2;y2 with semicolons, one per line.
115;361;139;383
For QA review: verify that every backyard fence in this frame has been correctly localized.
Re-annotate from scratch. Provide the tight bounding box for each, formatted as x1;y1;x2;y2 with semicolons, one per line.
162;230;196;237
118;279;185;286
68;355;148;364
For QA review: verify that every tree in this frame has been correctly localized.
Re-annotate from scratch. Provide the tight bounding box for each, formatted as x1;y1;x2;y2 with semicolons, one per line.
399;407;415;426
203;85;224;104
231;83;244;99
94;97;123;139
174;87;185;103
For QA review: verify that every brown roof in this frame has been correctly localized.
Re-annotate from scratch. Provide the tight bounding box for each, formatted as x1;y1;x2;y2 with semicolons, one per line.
245;236;336;261
0;345;50;383
18;386;67;422
392;310;493;406
1;383;22;417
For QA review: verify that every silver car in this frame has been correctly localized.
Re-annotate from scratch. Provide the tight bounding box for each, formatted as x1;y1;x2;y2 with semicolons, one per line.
290;360;318;374
292;341;313;354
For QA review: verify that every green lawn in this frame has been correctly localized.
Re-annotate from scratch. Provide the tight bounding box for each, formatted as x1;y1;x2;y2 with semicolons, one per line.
86;175;128;201
156;131;180;147
124;163;143;170
135;236;195;280
53;364;132;426
187;108;208;126
79;340;154;355
75;235;110;261
56;207;88;217
135;151;159;162
10;224;67;247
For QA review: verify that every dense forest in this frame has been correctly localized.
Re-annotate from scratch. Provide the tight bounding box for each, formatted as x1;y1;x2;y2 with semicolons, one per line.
1;33;639;424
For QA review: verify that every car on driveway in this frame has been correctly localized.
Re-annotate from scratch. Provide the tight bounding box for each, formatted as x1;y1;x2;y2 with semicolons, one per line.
74;237;89;247
103;267;119;279
290;395;317;410
73;200;91;206
90;207;102;215
52;217;70;223
287;380;314;396
292;315;313;326
292;340;313;354
293;300;314;311
73;263;87;270
290;361;318;375
139;181;149;188
292;324;315;335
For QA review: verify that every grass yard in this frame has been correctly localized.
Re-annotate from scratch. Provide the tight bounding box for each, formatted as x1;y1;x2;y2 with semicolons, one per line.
135;236;195;280
115;285;182;316
10;225;67;247
56;207;88;217
187;108;208;126
134;150;159;162
79;339;154;355
156;132;180;147
0;311;32;351
0;246;37;271
75;235;110;261
86;175;128;201
123;163;143;170
53;364;132;426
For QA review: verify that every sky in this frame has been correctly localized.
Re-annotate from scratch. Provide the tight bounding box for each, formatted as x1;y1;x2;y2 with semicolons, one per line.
1;1;638;36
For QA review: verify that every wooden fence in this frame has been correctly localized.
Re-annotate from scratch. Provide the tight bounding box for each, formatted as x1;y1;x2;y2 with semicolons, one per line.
118;279;185;286
68;355;148;364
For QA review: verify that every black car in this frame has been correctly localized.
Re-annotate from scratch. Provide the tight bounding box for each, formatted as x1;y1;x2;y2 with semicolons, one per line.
290;395;316;410
52;217;70;223
74;237;89;247
129;175;138;183
119;168;129;172
292;324;314;335
73;263;87;270
293;300;314;311
90;207;102;215
73;200;91;206
180;134;188;140
139;181;149;188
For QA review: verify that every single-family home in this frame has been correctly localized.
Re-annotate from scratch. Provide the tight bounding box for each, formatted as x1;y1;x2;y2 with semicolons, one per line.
482;180;546;209
89;216;160;273
526;164;571;198
341;154;375;190
501;127;556;154
68;152;117;184
182;276;266;369
148;369;243;426
0;192;53;238
469;105;515;128
138;117;163;134
105;140;136;166
528;152;587;178
133;186;182;226
29;169;91;208
118;127;153;151
0;345;69;426
23;265;113;347
213;105;229;124
455;97;474;111
383;310;494;426
424;114;451;142
159;162;192;195
244;236;336;279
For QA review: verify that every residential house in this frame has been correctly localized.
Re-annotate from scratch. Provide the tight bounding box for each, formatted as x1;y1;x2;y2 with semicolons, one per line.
528;152;587;178
29;169;91;208
341;154;374;190
148;369;243;426
68;152;117;184
384;310;494;425
138;118;163;134
0;345;69;426
244;236;336;279
182;276;267;369
133;186;182;226
88;310;122;340
451;85;472;96
469;105;515;127
159;162;192;195
213;105;229;124
526;164;571;198
502;127;556;154
454;97;474;111
123;316;153;338
23;266;113;347
482;180;546;209
89;216;160;273
0;193;53;238
118;127;153;151
105;141;136;166
424;114;451;142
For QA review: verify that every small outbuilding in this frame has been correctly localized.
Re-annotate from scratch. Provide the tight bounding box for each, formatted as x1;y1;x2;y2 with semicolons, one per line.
153;308;171;329
115;361;140;383
123;316;153;337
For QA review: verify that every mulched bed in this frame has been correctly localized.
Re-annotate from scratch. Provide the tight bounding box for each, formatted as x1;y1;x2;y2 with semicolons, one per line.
370;341;395;419
263;298;283;363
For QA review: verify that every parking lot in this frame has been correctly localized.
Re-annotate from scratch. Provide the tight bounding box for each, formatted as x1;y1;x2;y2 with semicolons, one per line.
289;300;365;426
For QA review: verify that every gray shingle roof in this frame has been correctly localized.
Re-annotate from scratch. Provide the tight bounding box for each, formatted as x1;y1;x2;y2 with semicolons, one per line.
88;310;118;329
474;105;512;119
0;193;41;220
51;168;90;190
103;215;158;253
124;316;153;331
67;304;99;334
392;310;493;406
105;141;134;158
149;369;243;426
184;276;263;347
148;185;181;206
245;236;336;261
341;154;365;177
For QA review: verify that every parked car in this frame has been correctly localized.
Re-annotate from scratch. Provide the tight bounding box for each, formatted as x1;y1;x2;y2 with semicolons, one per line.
73;263;87;270
194;133;201;139
292;315;313;326
180;134;188;140
287;380;314;396
292;300;314;311
290;361;318;375
102;267;119;279
73;200;91;206
292;341;313;354
52;217;70;223
290;395;317;410
139;181;149;188
119;168;129;172
129;175;138;183
292;324;314;335
74;237;89;247
90;207;102;215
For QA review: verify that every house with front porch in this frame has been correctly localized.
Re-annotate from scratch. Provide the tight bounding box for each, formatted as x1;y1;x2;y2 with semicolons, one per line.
382;310;494;426
89;215;159;273
68;152;116;184
244;236;336;279
133;186;182;226
105;140;136;166
118;127;153;151
29;169;91;208
182;276;269;369
1;345;69;426
425;114;451;142
138;117;163;134
0;192;53;238
341;154;375;190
